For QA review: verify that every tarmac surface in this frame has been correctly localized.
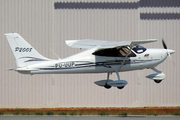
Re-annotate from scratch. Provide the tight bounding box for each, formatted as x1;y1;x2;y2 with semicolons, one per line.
0;115;180;120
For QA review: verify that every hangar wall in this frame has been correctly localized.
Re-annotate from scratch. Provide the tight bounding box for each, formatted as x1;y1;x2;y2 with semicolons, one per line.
0;0;180;108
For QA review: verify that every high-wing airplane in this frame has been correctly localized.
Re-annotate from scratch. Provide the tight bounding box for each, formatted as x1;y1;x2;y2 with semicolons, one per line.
5;33;175;89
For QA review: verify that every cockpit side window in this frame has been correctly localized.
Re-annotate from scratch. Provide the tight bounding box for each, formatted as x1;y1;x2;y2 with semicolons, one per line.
92;46;136;57
92;48;119;57
132;45;147;54
118;47;136;57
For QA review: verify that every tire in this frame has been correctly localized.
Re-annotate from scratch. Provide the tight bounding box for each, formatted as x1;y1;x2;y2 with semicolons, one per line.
154;80;162;83
104;83;112;89
117;86;124;89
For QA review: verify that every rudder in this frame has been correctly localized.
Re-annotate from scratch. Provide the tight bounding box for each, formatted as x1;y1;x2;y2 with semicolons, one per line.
5;33;50;67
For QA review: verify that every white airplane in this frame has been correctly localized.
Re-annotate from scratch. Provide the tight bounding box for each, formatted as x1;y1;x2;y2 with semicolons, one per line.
5;33;175;89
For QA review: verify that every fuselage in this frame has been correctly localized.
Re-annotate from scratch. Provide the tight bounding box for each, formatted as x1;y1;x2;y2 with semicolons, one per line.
18;47;169;75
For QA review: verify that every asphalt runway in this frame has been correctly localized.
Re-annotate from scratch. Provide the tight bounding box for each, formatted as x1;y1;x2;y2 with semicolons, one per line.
0;115;180;120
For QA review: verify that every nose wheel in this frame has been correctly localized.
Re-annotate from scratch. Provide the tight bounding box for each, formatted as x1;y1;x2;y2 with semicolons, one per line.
154;80;162;83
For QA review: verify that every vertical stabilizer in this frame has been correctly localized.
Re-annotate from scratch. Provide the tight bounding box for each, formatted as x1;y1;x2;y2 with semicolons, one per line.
5;33;50;67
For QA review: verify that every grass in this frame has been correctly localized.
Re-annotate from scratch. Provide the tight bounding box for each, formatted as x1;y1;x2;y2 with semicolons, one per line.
59;112;67;115
22;112;31;115
69;110;77;115
46;111;54;115
79;112;82;115
0;107;179;115
129;112;140;115
147;113;158;116
13;108;21;115
0;112;4;115
35;112;43;115
98;112;109;116
171;112;180;116
118;112;127;117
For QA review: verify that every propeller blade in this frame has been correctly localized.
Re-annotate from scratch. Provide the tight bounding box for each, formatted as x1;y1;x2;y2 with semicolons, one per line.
162;39;167;49
168;52;172;61
162;39;175;64
167;49;175;64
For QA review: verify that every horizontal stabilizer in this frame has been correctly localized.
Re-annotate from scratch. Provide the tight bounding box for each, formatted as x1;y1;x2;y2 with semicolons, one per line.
16;68;39;71
7;68;17;71
8;67;39;71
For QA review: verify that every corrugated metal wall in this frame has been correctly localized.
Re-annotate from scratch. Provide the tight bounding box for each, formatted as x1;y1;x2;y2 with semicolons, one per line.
0;0;180;108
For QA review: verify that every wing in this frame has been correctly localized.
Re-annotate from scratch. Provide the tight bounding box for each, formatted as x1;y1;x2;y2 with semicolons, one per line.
65;39;131;49
65;39;157;49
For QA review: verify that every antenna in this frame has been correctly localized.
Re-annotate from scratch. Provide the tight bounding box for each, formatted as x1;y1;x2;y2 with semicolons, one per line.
50;49;60;60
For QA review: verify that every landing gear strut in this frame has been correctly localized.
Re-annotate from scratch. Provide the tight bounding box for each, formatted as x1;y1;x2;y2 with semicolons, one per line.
104;73;112;89
115;71;126;89
104;71;127;89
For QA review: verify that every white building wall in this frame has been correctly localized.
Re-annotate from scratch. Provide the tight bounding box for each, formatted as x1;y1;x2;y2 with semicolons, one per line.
0;0;180;108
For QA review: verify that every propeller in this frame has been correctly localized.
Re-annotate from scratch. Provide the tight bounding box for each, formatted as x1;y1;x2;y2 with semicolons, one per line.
162;39;167;49
162;39;175;63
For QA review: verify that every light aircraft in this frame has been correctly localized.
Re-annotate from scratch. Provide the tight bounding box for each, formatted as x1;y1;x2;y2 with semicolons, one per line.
5;33;175;89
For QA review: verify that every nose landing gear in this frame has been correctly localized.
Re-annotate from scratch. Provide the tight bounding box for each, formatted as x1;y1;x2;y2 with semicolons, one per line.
146;68;165;83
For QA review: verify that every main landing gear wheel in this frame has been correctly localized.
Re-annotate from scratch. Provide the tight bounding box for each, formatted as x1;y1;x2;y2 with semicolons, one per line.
104;83;112;89
154;80;162;83
117;86;125;89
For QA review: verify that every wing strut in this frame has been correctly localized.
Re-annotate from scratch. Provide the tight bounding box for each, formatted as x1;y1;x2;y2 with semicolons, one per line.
118;46;133;70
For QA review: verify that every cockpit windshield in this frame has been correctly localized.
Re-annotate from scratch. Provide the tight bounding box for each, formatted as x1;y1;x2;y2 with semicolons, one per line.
132;45;146;54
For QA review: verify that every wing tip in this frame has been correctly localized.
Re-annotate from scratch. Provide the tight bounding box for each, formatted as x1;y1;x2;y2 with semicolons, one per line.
147;39;158;41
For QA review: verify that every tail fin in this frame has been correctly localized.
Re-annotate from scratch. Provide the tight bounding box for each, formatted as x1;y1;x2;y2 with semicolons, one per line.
5;33;50;67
